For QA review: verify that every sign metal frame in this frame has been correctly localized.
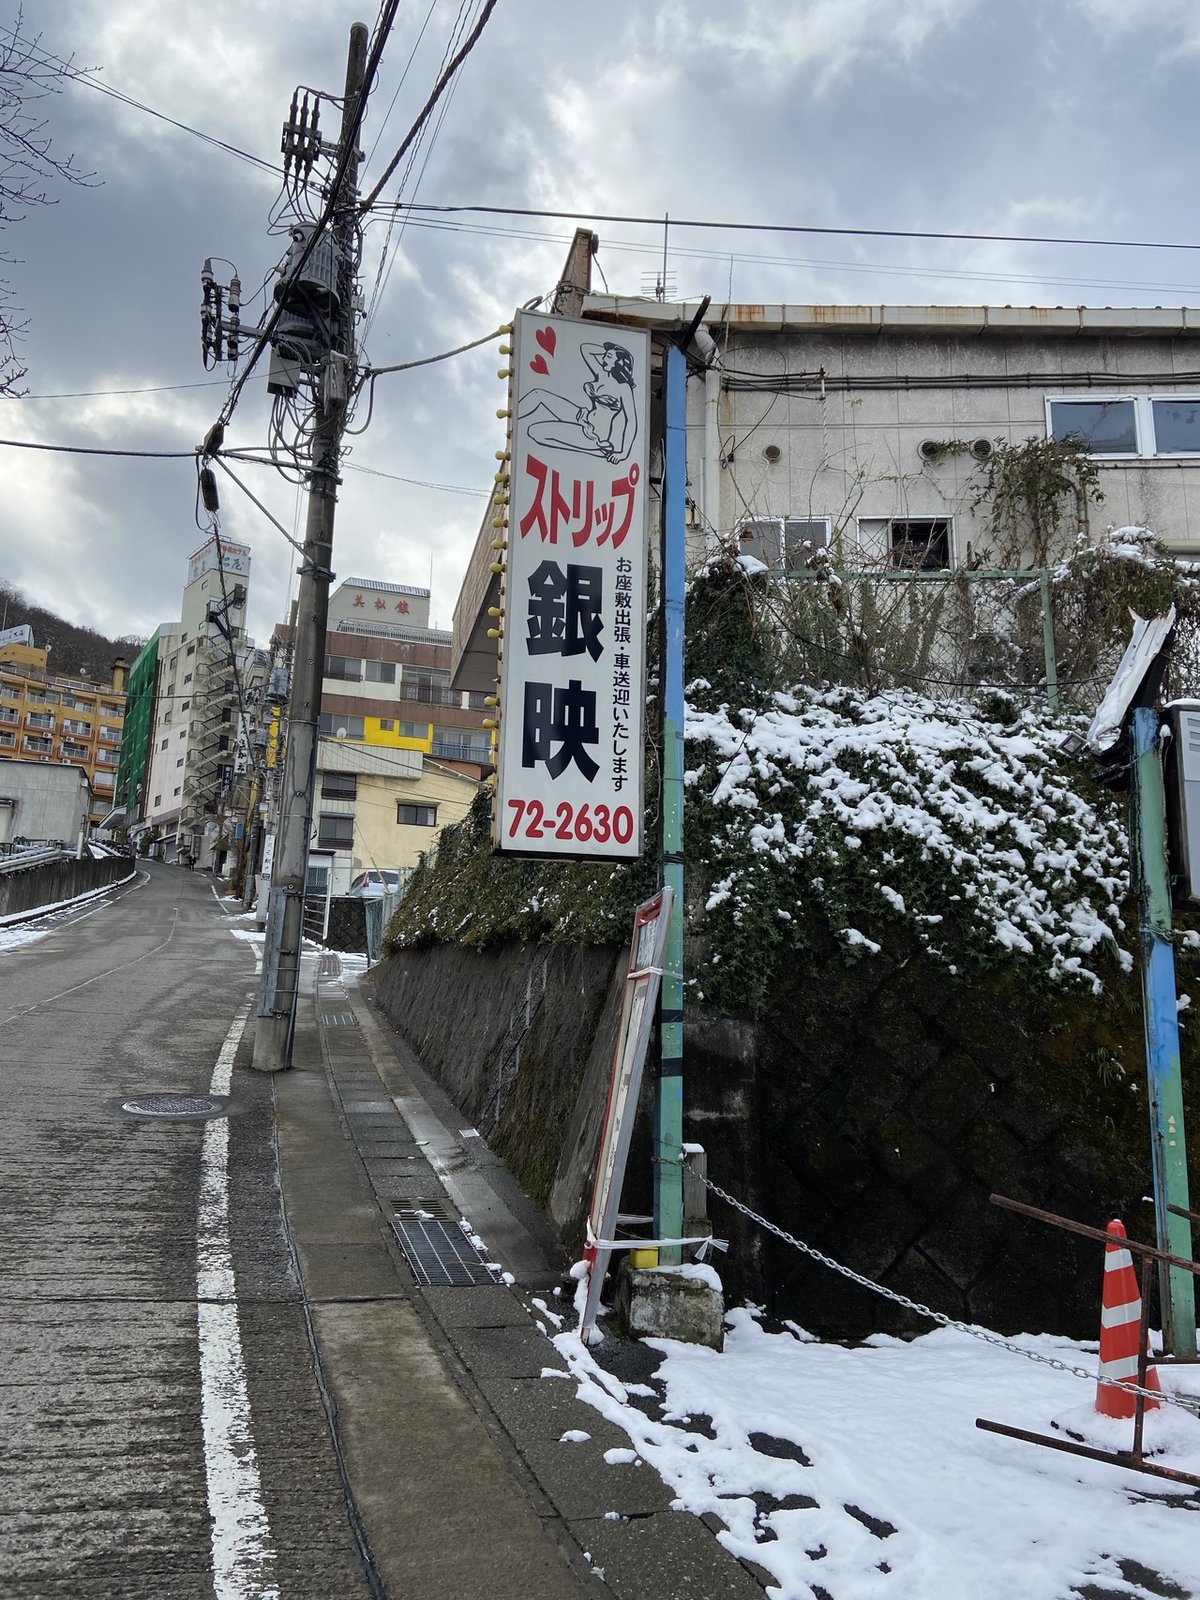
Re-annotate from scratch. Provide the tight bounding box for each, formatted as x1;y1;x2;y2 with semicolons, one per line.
579;886;673;1343
494;310;650;861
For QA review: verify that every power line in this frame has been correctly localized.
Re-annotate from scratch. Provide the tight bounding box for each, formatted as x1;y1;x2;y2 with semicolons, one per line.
358;0;499;213
377;201;1200;257
21;380;233;401
0;23;284;179
363;0;475;336
341;462;487;496
0;431;489;497
0;438;199;459
361;322;504;378
385;213;1200;300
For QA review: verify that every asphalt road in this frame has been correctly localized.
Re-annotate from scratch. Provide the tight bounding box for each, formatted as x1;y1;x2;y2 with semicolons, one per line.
0;862;372;1599
0;862;764;1600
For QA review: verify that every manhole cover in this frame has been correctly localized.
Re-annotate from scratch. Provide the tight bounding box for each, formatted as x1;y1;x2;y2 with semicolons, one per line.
121;1093;226;1119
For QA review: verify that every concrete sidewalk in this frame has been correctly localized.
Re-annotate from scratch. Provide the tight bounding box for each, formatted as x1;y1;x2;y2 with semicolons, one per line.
272;948;765;1600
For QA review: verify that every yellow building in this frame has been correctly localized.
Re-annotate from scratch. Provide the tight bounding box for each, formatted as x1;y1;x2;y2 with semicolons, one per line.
0;631;127;831
312;740;480;893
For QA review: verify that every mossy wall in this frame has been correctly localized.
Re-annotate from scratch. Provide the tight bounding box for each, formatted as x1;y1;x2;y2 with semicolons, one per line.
369;922;1196;1339
369;942;628;1234
371;554;1200;1336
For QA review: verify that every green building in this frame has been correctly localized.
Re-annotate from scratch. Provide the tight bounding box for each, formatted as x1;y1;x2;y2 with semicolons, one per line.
112;632;161;828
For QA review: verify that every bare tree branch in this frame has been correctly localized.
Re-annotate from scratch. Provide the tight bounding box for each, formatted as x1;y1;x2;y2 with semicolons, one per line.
0;11;97;395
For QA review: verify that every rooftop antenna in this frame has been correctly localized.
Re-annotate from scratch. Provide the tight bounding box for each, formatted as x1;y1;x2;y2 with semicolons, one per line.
640;214;676;302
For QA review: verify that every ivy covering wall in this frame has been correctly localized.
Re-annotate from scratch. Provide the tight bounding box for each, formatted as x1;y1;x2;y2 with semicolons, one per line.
386;549;1165;1016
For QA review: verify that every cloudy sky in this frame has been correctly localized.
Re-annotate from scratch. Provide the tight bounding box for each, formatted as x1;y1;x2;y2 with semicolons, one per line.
4;0;1200;647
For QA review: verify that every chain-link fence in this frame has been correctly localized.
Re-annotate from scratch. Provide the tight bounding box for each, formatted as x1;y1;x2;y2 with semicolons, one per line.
755;562;1200;711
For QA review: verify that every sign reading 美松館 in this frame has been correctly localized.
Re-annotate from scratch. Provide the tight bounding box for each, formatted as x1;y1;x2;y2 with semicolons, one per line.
494;311;650;859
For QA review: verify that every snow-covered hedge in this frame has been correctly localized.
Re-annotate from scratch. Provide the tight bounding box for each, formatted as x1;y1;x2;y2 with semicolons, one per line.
685;684;1132;1006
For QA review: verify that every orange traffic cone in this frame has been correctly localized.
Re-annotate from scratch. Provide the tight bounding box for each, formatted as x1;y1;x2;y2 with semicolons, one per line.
1095;1219;1160;1419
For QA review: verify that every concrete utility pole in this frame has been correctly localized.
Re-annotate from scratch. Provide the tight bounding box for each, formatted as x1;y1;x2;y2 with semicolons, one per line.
253;22;368;1073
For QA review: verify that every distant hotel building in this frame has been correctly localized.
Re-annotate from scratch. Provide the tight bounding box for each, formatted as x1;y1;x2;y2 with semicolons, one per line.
0;623;126;832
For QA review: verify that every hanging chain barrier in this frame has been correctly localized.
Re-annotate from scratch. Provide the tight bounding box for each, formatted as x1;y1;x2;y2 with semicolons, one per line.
661;1154;1200;1419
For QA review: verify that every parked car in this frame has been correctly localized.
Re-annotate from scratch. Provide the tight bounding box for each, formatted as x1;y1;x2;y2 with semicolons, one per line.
347;868;403;898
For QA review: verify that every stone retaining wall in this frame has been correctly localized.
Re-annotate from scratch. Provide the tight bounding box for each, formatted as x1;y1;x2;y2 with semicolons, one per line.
369;929;1188;1339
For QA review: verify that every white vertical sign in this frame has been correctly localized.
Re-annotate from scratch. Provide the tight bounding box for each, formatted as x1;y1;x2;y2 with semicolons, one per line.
494;311;650;859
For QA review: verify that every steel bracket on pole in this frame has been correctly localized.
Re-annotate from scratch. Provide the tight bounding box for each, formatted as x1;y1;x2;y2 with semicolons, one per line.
256;886;288;1017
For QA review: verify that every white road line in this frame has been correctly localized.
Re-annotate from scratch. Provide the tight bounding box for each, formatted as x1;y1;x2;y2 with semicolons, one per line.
209;881;241;917
197;1004;279;1600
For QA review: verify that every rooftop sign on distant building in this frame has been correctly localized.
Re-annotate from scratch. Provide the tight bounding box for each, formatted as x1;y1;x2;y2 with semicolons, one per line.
494;311;650;859
187;540;252;587
0;624;34;650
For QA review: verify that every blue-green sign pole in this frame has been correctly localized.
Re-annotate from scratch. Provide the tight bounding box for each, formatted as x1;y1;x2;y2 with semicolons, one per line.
1131;705;1196;1356
654;343;687;1265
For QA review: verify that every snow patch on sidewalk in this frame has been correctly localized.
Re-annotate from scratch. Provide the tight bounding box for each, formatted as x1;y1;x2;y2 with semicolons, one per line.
552;1309;1200;1599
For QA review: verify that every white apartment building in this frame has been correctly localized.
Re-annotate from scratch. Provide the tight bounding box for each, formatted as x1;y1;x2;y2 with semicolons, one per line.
139;539;258;866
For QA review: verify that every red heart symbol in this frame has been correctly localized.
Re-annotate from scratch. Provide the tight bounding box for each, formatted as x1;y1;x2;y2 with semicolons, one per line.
529;354;549;375
535;325;556;356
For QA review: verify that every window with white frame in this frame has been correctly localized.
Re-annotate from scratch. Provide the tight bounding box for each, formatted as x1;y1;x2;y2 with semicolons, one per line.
1047;394;1200;458
738;516;832;570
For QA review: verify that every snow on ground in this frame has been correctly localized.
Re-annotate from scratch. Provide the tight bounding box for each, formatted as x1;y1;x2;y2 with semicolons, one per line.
553;1309;1200;1600
0;922;53;952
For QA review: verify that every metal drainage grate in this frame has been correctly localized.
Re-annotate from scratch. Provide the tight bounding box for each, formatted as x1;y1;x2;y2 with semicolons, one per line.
121;1093;226;1119
390;1212;496;1286
377;1176;455;1217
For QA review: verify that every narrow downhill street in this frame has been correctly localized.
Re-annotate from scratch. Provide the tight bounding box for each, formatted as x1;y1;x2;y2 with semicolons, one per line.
0;863;374;1598
0;864;758;1600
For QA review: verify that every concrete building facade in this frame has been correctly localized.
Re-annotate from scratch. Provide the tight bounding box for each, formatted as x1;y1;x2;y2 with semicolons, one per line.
270;576;488;898
603;299;1200;572
0;757;92;848
452;231;1200;691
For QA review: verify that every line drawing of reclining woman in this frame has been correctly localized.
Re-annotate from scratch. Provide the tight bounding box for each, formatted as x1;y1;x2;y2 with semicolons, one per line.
516;341;637;464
